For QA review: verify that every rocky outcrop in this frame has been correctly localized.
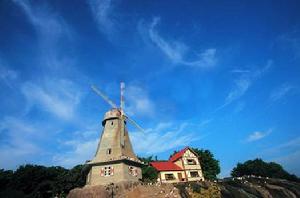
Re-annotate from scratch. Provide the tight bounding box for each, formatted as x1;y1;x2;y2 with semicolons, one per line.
67;177;300;198
67;182;180;198
218;176;300;198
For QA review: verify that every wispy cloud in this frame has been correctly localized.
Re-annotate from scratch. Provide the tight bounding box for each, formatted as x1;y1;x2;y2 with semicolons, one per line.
53;139;98;168
246;129;272;142
277;31;300;59
21;79;82;120
0;117;42;169
52;127;99;167
273;150;300;176
0;62;18;88
131;122;204;154
217;60;272;111
148;17;217;68
125;84;155;117
270;83;294;102
230;69;250;74
264;136;300;154
13;0;69;39
88;0;116;35
13;0;73;70
198;119;213;127
262;136;300;175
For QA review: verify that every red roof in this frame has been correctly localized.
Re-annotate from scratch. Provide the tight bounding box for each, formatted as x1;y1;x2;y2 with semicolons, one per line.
169;147;189;162
150;161;182;171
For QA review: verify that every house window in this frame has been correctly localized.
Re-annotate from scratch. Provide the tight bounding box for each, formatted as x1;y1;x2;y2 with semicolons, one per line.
190;171;199;178
104;166;112;176
165;174;175;180
100;166;114;177
107;148;111;155
129;166;134;174
187;159;197;165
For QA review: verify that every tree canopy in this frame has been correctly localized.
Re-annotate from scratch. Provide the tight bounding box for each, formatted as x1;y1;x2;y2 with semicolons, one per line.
191;148;220;180
231;158;299;182
138;156;158;182
0;164;87;198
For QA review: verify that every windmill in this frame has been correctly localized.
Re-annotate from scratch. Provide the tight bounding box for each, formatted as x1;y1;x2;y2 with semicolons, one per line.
85;82;144;186
91;82;145;146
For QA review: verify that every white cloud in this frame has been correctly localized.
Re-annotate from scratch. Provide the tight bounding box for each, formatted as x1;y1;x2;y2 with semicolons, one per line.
216;60;272;111
149;17;217;68
278;136;300;149
277;31;300;59
270;83;294;101
21;79;82;120
260;136;300;176
53;139;98;168
52;127;100;167
13;0;73;70
88;0;115;35
230;69;250;73
225;78;251;106
0;117;42;169
246;129;272;142
125;84;155;117
130;122;204;154
273;150;300;176
13;0;68;39
264;136;300;154
0;64;18;88
198;119;213;127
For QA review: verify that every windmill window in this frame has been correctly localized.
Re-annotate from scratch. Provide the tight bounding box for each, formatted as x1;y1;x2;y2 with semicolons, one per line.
111;121;113;125
128;166;134;175
104;166;111;176
107;148;111;155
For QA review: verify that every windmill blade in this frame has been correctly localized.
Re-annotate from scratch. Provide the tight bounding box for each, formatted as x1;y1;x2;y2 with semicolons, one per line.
91;85;117;108
126;116;145;133
120;82;125;111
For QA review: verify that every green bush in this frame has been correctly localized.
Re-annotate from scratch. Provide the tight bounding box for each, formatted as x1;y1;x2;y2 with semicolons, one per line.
231;158;299;182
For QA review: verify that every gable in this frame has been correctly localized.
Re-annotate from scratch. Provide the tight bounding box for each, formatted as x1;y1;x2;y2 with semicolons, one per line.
169;147;199;162
183;149;197;158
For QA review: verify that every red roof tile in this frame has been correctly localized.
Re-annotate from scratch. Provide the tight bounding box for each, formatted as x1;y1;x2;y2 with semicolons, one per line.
169;147;189;162
150;161;182;171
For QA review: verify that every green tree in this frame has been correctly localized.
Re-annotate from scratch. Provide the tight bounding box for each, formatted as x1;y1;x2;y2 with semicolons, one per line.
192;148;220;180
138;156;155;164
138;156;158;182
231;158;299;182
0;169;13;191
141;166;158;182
0;164;88;197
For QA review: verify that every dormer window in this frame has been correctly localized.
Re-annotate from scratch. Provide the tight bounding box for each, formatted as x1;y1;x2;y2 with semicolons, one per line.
187;159;197;165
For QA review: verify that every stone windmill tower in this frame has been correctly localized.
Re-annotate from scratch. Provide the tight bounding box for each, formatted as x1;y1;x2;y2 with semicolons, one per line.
85;83;144;186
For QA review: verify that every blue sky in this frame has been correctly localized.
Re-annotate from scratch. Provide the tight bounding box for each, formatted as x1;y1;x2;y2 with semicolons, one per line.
0;0;300;177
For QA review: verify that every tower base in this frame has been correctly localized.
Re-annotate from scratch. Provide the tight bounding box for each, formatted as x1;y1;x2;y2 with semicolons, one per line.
86;159;142;186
